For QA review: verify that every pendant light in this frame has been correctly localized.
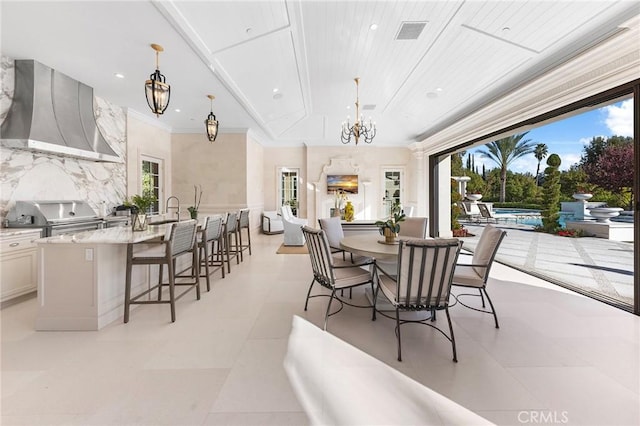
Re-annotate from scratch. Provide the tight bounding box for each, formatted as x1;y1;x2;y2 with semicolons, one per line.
205;95;219;142
145;43;170;116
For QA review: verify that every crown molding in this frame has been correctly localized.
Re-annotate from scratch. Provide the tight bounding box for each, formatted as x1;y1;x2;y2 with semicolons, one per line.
126;108;173;132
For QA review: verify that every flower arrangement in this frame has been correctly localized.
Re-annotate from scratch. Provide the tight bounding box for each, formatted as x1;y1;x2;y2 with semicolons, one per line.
188;184;203;219
129;192;156;214
375;212;405;234
334;190;347;209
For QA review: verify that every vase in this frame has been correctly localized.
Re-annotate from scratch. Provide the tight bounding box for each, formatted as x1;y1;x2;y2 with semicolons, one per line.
344;201;354;222
466;193;482;202
330;208;341;218
572;193;593;202
132;213;148;231
189;210;198;219
589;207;622;223
383;228;397;244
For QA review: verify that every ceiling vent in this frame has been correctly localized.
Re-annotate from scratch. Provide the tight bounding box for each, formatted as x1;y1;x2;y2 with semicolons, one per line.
362;104;376;111
395;21;427;40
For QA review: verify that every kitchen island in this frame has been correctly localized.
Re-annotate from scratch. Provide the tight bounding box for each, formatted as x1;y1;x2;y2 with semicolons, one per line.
35;225;172;331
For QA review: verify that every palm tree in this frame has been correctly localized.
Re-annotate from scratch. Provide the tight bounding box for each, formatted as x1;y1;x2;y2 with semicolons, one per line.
534;143;548;186
477;132;536;202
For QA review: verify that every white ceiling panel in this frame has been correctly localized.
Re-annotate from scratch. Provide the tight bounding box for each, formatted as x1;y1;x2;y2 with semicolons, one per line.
1;0;637;147
171;0;290;54
214;29;306;136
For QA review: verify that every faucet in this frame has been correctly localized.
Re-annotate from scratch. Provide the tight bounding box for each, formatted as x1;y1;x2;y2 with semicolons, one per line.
166;196;180;220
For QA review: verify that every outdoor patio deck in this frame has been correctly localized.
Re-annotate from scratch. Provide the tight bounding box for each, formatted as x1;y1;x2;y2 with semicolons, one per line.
460;222;634;308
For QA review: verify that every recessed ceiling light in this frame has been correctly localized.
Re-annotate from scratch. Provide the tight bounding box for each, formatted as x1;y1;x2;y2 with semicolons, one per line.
370;23;378;31
174;109;181;112
246;27;252;35
273;93;283;100
502;27;511;33
114;73;125;79
426;92;438;99
273;88;279;93
436;87;443;92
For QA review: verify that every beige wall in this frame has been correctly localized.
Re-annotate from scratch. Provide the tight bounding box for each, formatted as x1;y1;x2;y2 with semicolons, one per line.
262;145;414;225
126;111;172;210
171;132;248;216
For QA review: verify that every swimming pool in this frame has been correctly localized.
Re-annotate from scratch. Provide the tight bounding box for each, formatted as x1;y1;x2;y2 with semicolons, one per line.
493;208;574;228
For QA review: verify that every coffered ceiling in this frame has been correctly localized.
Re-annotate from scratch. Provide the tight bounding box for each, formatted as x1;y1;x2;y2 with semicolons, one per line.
1;1;638;147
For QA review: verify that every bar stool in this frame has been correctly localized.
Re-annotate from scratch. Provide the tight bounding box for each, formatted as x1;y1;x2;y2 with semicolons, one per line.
124;220;200;323
197;215;225;291
237;208;252;261
223;211;240;273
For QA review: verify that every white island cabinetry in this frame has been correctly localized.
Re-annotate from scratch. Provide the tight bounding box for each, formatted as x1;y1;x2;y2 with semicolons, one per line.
35;225;175;331
0;229;42;303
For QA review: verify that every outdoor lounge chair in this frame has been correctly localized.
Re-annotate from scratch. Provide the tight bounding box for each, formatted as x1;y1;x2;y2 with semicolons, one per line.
458;202;481;222
477;203;497;223
477;203;517;223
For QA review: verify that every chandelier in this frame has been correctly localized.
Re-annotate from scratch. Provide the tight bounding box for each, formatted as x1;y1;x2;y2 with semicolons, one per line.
205;95;219;142
145;43;170;116
341;77;376;145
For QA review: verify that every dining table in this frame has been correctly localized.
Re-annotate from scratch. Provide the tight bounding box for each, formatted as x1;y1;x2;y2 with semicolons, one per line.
339;233;400;261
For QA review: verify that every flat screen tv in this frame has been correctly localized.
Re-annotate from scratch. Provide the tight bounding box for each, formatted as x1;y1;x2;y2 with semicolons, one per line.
327;175;358;194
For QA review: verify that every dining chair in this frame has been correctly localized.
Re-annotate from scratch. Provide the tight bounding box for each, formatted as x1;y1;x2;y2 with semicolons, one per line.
236;208;252;261
301;226;375;331
451;224;507;328
197;215;225;291
124;219;200;323
374;238;463;362
318;216;372;264
398;217;428;238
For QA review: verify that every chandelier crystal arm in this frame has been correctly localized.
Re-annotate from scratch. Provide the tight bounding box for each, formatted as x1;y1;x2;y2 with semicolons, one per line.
340;77;375;145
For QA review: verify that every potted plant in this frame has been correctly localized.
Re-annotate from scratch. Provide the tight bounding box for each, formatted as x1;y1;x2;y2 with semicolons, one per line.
375;211;405;244
572;185;593;202
188;184;203;219
130;192;156;231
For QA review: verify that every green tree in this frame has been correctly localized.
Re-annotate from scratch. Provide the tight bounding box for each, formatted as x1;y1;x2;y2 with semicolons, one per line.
541;154;562;233
559;166;589;199
477;132;536;202
580;135;632;169
533;143;548;186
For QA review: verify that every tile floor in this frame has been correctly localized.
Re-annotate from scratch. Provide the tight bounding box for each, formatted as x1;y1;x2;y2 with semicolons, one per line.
1;231;639;425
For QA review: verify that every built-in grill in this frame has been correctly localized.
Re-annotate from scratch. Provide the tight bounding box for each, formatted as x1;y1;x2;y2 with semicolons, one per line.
6;200;103;237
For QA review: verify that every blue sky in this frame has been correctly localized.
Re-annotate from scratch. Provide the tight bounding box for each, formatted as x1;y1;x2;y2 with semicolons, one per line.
468;98;634;174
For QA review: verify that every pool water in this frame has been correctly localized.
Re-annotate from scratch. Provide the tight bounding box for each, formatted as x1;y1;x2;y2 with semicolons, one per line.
493;208;573;228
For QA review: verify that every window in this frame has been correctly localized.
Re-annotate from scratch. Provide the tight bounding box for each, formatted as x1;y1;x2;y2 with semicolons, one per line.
279;168;299;215
141;157;162;215
382;168;403;217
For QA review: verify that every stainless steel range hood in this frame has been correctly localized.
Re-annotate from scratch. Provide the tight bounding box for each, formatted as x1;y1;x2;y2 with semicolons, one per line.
0;60;121;162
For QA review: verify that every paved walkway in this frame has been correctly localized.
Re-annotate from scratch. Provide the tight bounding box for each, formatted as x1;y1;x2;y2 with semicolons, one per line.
460;222;634;308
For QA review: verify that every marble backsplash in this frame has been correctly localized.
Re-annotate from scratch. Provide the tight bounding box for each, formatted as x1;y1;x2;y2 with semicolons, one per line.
0;57;127;221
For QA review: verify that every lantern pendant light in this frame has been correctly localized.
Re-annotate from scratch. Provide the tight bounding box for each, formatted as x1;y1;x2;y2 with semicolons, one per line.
205;95;219;142
145;43;170;116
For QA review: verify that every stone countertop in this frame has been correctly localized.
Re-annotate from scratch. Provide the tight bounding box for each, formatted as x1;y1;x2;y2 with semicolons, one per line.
0;228;43;238
35;225;170;245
